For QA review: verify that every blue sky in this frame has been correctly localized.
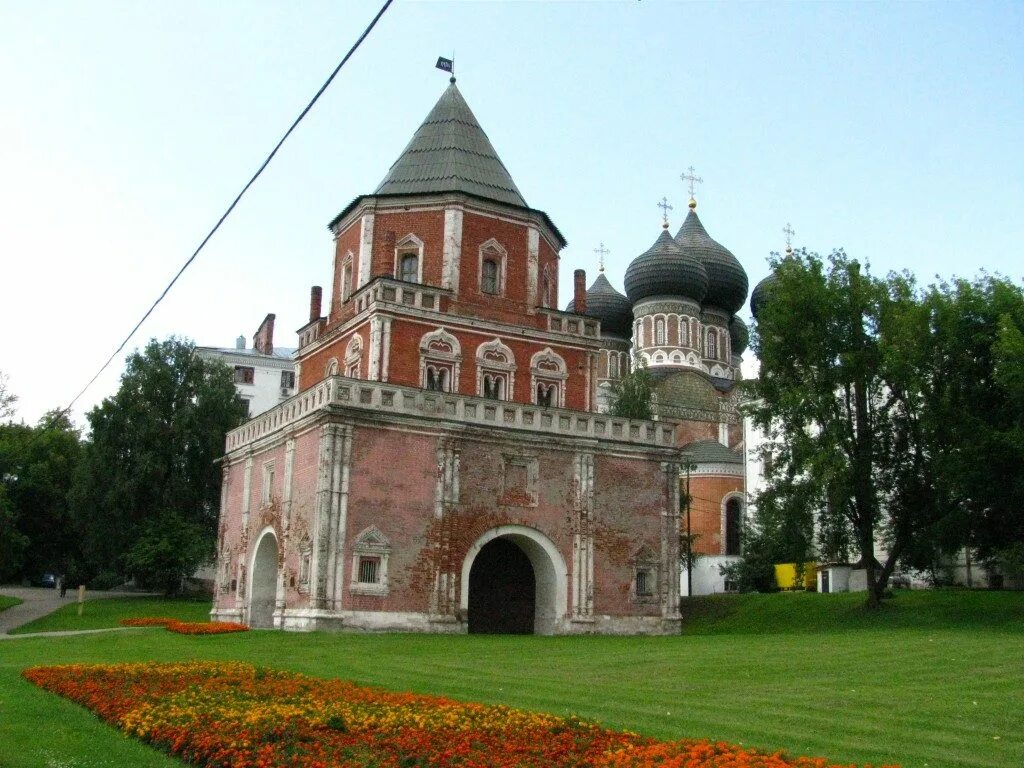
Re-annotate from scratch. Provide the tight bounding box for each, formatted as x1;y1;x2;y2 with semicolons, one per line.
1;1;1021;425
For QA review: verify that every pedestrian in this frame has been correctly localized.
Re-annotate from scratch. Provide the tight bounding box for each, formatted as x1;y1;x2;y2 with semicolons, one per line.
59;574;67;598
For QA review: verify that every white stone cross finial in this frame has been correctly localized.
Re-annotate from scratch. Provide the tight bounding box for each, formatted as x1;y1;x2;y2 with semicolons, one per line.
681;165;703;198
783;222;795;252
594;242;610;272
657;197;673;227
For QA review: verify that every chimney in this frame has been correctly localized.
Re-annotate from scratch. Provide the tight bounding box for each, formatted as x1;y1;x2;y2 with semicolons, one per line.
253;313;276;356
309;286;323;323
235;335;246;350
573;269;587;314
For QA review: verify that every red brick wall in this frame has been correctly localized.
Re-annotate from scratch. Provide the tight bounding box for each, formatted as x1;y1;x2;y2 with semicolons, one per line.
370;210;446;286
298;325;367;390
685;474;743;555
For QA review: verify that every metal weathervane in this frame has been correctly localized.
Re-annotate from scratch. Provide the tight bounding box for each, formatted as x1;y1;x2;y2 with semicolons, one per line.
594;242;610;272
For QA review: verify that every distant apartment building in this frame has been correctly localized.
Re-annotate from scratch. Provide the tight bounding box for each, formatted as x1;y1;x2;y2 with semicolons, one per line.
197;314;296;418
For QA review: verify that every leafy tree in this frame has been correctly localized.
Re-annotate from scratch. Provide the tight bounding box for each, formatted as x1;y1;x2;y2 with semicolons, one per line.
0;411;81;582
0;371;16;421
608;358;654;419
0;486;28;582
750;250;957;607
72;337;245;593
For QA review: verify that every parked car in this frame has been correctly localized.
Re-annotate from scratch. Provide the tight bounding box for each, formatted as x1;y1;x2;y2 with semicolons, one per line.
37;573;56;588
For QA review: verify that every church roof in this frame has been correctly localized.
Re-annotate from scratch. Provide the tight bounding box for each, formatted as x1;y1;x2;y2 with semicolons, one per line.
374;81;528;209
675;209;748;314
564;272;633;338
684;439;744;465
623;228;709;305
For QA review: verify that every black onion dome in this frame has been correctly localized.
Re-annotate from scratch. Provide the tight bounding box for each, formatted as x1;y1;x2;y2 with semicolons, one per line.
563;273;633;337
750;272;778;320
624;228;709;305
675;210;748;314
729;316;749;356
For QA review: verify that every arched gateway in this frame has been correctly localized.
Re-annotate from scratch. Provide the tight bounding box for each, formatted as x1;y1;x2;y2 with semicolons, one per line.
461;525;568;635
249;529;279;629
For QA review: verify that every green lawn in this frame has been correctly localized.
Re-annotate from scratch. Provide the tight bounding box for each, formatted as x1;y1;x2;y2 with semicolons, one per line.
0;595;23;613
8;596;212;635
1;591;1021;768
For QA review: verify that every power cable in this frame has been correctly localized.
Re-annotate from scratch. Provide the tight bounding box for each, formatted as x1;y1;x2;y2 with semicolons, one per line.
53;0;394;425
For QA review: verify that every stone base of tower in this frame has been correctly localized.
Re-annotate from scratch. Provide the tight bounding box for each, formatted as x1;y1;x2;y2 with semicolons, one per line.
212;376;685;637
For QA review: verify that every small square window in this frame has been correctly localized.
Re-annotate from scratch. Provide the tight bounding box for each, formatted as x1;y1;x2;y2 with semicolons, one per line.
636;569;654;597
234;366;255;384
281;371;295;389
357;556;380;584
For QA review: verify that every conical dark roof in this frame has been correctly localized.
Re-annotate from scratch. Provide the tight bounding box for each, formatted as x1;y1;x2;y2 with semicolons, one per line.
564;273;633;337
685;439;743;465
675;210;748;314
374;81;528;209
624;228;709;305
729;316;749;356
750;272;777;320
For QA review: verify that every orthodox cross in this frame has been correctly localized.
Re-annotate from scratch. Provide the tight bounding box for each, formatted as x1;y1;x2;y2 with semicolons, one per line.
783;222;795;252
657;197;673;227
594;242;610;272
681;165;703;198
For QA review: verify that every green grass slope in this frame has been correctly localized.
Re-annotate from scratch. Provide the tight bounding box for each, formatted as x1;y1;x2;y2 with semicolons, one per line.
679;588;1024;634
9;596;211;634
1;590;1021;768
0;595;23;613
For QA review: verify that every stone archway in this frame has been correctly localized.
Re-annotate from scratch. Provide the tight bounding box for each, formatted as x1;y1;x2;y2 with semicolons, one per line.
249;530;278;629
461;525;568;635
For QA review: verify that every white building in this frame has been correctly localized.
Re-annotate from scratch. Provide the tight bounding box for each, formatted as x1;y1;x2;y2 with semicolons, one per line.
197;313;296;418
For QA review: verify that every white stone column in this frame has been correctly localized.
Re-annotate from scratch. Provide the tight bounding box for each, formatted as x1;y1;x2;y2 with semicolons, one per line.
311;425;337;609
572;452;595;621
357;213;375;288
328;425;353;609
368;316;383;381
442;207;463;293
526;227;540;312
380;317;392;382
662;460;682;621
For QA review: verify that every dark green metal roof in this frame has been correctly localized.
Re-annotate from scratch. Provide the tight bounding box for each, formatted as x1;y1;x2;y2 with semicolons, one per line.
729;315;749;355
750;271;777;320
675;210;748;314
684;439;744;465
564;272;633;337
623;227;709;305
374;81;528;208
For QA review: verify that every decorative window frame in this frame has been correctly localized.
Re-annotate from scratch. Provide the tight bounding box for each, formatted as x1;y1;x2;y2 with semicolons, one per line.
529;347;567;407
419;328;462;392
476;338;516;400
393;233;424;284
678;316;690;347
349;526;391;596
340;250;355;303
499;452;539;507
477;238;507;296
326;357;339;377
706;328;719;360
655;317;666;346
345;334;363;378
631;545;659;603
541;263;554;308
261;461;275;507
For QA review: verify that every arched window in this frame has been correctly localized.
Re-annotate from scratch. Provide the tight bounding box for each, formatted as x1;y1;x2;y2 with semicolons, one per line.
530;348;567;407
326;358;339;377
725;498;742;556
341;261;353;302
476;338;515;401
655;318;666;346
478;239;507;296
419;328;461;393
608;352;618;379
679;317;689;347
345;335;362;378
400;253;418;283
707;329;718;359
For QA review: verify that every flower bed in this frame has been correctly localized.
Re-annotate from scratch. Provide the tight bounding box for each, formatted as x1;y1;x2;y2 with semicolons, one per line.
23;663;897;768
165;620;248;635
118;617;249;634
118;617;178;627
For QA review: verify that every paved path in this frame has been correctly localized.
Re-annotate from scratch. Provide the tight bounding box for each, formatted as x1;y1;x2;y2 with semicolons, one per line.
0;586;155;635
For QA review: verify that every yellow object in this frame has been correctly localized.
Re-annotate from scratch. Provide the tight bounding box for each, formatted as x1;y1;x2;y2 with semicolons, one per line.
774;562;817;590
